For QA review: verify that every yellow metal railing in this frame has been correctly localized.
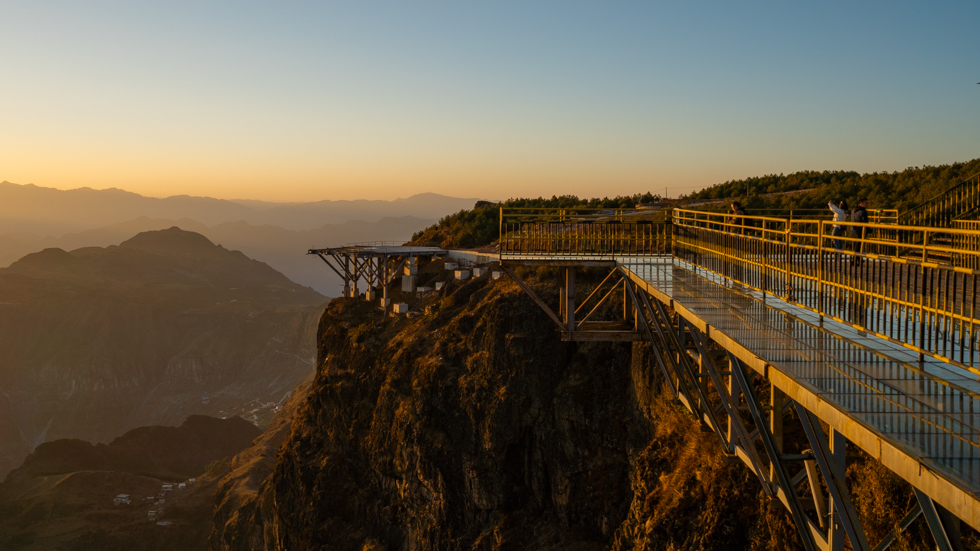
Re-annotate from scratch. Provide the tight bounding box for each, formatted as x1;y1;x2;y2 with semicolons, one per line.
672;208;980;374
724;208;899;225
900;172;980;227
499;207;671;257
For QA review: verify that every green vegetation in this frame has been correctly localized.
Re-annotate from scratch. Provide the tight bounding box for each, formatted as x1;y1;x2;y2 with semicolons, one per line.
686;159;980;212
410;192;659;248
410;159;980;248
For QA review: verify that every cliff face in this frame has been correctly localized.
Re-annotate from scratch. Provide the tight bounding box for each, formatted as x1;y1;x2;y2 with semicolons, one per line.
214;270;799;551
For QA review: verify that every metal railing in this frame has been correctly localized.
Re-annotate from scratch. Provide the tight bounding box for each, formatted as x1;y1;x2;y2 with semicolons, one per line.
900;172;980;227
672;208;980;374
499;208;671;257
730;208;898;225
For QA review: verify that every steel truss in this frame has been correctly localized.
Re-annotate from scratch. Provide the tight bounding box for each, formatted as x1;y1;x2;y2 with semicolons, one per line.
309;245;446;302
506;262;969;550
501;265;643;342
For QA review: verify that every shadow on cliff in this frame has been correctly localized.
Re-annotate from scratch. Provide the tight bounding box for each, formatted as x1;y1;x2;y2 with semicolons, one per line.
210;264;980;551
209;266;797;550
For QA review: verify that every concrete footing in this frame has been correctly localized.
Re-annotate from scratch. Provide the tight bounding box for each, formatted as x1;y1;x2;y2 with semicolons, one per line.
402;275;416;292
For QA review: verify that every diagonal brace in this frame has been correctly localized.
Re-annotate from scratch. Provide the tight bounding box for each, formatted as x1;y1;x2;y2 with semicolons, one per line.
794;403;871;551
500;265;564;329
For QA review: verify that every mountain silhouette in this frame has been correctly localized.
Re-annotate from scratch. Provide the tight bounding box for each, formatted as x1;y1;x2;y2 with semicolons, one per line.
0;180;479;235
0;228;325;479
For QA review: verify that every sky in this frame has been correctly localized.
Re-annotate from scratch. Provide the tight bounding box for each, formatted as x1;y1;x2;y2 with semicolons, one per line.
2;1;979;202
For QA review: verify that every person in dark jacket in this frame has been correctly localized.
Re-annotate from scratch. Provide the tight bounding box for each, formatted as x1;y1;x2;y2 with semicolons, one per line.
850;198;869;262
729;202;747;234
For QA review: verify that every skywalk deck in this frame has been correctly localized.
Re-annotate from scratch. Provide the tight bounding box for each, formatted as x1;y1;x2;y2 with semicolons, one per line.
622;256;980;525
499;207;980;547
505;252;980;527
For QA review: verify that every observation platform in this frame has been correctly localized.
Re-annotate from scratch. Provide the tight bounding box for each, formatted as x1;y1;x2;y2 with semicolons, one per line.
507;252;980;528
627;257;980;518
499;206;980;545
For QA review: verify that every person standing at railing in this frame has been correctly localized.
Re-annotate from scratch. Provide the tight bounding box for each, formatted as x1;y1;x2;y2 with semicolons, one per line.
828;200;849;250
850;198;869;264
729;202;747;235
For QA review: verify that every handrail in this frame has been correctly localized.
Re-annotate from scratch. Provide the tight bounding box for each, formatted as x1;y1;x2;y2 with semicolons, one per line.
747;208;898;224
899;171;980;227
672;208;980;375
500;207;671;224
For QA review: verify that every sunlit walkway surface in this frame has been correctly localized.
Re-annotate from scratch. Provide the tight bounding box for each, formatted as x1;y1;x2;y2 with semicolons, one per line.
619;255;980;494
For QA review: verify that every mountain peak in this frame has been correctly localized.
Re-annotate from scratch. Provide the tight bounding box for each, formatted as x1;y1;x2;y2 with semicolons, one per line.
119;226;220;255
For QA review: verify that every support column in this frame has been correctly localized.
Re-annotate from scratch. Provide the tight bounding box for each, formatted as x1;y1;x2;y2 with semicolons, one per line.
727;357;735;450
349;254;359;298
565;268;576;331
381;255;391;308
770;385;785;482
402;256;417;293
827;428;845;551
343;256;351;297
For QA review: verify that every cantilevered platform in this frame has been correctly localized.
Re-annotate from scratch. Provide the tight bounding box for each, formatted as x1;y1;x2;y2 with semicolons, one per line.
499;204;980;548
308;244;448;300
504;251;980;544
619;256;980;528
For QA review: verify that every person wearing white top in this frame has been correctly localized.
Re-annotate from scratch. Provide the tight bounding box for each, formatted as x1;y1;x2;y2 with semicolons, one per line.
828;200;849;250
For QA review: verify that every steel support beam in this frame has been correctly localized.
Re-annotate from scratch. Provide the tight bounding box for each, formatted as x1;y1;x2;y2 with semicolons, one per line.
499;265;564;329
795;403;870;551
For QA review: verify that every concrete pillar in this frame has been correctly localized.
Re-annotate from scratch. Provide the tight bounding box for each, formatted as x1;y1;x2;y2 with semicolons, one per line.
402;275;416;293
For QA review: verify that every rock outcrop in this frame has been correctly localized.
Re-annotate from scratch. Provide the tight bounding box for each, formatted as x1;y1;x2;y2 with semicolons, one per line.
211;267;806;550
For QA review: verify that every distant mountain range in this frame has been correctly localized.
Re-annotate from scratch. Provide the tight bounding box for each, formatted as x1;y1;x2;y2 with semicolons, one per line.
0;181;479;235
0;181;481;296
0;415;261;550
0;227;326;480
0;215;433;296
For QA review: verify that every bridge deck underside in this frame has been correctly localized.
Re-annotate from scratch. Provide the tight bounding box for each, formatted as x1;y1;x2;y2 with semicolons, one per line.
504;253;980;523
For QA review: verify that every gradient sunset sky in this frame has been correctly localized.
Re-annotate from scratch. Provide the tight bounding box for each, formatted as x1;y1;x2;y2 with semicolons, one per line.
3;1;979;202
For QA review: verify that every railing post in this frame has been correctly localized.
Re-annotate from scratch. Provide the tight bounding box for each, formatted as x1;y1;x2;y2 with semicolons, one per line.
499;207;503;254
817;221;825;318
762;225;768;302
784;219;792;301
919;229;929;363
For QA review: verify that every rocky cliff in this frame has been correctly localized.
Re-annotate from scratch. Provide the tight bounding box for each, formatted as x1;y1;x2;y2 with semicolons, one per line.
210;264;979;550
208;265;803;550
0;227;326;479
